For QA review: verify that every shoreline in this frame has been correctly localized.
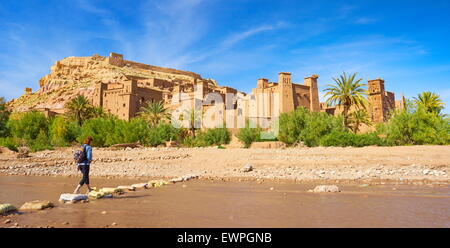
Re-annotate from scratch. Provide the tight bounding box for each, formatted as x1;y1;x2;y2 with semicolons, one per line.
1;145;449;184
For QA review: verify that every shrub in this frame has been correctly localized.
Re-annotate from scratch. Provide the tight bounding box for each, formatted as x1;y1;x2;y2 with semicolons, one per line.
7;111;48;141
278;107;344;147
77;117;117;147
145;123;180;147
200;128;230;146
0;97;9;137
29;130;53;152
319;130;384;147
49;116;79;146
377;108;450;145
182;128;231;147
237;123;262;148
118;118;150;144
0;137;20;152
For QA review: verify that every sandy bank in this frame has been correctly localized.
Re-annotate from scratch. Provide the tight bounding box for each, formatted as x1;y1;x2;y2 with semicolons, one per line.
0;145;449;183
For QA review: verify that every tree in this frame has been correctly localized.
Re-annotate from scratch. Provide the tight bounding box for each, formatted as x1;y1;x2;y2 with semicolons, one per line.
183;108;202;138
138;101;170;128
348;109;371;133
324;72;367;129
413;91;445;114
65;95;94;126
0;97;10;137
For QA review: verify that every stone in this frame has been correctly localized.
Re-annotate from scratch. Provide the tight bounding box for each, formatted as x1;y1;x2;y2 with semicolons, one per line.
16;147;30;158
99;187;123;194
59;194;88;203
20;200;54;211
131;183;148;189
310;185;340;193
4;219;11;224
88;191;110;199
117;185;136;191
242;164;253;172
0;204;17;215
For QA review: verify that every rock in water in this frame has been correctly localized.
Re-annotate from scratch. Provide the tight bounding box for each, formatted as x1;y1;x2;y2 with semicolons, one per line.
242;164;253;172
59;194;88;203
310;185;340;193
0;204;17;214
117;185;136;191
131;183;148;189
88;191;112;199
20;200;54;210
99;187;123;194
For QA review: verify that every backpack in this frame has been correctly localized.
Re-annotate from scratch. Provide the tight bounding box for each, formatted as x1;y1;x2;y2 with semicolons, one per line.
74;145;87;164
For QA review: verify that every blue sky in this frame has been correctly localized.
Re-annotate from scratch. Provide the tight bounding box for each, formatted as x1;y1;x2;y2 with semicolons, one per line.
1;0;449;113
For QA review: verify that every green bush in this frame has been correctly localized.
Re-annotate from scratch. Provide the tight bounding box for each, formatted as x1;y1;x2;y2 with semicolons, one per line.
49;116;80;146
200;128;230;146
319;130;384;147
0;97;9;137
278;107;344;147
7;111;48;141
77;117;117;147
377;108;450;145
29;130;53;152
237;123;262;148
0;137;20;152
145;123;180;147
182;128;231;147
116;118;151;144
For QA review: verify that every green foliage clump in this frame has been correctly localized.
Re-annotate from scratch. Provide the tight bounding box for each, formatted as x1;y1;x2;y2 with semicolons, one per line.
77;117;119;147
237;123;262;148
278;107;344;147
7;111;48;141
377;107;450;145
183;128;231;147
145;123;180;147
199;128;230;146
0;137;20;152
28;130;53;152
49;116;80;146
0;97;10;137
319;130;384;147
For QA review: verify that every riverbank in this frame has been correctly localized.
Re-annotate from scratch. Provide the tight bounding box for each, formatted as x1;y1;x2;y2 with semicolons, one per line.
1;145;449;183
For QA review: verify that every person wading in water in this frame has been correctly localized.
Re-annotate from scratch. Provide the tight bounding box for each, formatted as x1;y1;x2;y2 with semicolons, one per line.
74;136;93;194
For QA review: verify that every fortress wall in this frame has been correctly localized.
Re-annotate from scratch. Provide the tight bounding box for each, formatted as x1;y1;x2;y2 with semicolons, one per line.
292;84;311;110
123;60;201;79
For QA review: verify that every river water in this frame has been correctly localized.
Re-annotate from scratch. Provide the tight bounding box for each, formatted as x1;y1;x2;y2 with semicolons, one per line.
0;175;449;227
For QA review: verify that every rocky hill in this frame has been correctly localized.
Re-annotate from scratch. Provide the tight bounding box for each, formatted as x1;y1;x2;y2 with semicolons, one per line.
7;53;217;113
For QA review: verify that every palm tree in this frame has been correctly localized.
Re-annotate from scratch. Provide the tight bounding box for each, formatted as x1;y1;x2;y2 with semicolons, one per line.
65;95;93;126
138;101;170;128
413;91;445;114
324;72;367;129
348;109;371;133
89;106;106;119
183;108;202;137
